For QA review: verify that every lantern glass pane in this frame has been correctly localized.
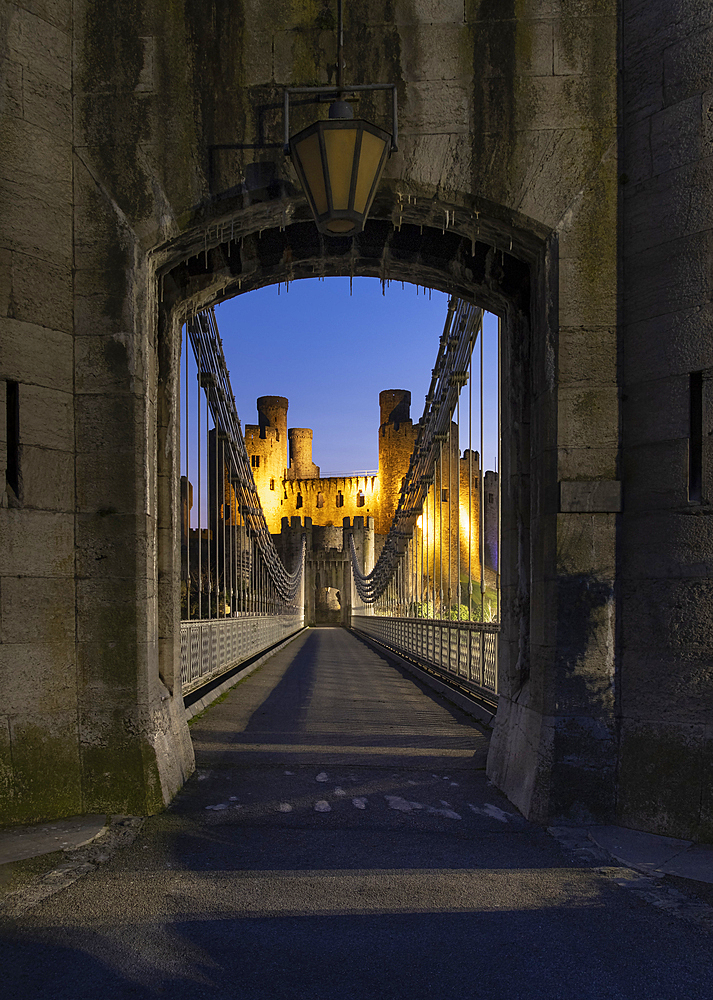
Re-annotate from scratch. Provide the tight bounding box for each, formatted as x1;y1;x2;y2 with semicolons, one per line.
354;131;387;213
324;128;357;209
295;132;328;214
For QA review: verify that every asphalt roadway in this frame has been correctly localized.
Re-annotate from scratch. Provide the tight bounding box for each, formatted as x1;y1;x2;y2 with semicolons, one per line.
2;627;712;999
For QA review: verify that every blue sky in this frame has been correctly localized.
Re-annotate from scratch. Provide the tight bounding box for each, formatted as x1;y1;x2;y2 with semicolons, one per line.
210;277;500;476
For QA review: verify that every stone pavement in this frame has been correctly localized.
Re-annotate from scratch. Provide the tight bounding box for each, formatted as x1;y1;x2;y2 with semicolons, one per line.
1;628;713;999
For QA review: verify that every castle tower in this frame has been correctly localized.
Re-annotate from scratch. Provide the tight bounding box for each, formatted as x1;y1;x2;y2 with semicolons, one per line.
257;395;288;446
287;427;320;480
377;389;419;536
244;396;289;532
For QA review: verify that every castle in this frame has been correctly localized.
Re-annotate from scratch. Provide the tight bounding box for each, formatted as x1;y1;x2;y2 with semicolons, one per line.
241;389;499;588
181;388;498;623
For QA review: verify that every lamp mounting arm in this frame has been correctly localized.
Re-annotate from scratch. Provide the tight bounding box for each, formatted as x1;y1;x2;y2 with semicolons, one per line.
337;0;344;96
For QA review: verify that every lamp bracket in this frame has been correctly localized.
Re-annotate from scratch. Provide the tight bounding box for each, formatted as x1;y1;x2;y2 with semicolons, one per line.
284;83;398;156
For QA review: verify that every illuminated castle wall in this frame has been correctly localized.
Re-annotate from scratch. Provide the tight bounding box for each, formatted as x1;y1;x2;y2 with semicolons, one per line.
185;388;498;620
240;390;498;583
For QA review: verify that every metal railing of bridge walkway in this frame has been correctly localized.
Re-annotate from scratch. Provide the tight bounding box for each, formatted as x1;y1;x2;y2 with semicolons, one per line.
180;309;305;696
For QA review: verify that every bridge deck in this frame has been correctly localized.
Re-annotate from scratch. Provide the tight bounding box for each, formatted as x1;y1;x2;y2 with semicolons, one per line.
2;628;712;998
191;627;490;770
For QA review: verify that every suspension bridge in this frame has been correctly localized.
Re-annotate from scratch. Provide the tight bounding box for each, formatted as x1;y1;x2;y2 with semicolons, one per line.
179;299;500;716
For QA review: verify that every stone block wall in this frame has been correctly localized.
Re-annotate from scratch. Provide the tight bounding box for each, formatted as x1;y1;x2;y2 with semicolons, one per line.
1;0;710;840
0;0;80;822
618;0;713;840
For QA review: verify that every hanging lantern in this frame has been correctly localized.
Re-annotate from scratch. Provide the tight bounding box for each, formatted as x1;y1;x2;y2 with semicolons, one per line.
289;101;391;236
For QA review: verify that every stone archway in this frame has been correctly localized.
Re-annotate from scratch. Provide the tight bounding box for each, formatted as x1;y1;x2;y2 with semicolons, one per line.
154;193;611;826
1;0;631;829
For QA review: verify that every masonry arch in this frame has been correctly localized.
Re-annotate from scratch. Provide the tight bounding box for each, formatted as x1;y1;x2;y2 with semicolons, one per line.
1;0;633;828
155;191;557;815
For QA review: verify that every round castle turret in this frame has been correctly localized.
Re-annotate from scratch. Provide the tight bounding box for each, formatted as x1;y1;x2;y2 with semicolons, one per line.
377;389;417;535
380;389;411;429
257;395;288;441
288;427;319;479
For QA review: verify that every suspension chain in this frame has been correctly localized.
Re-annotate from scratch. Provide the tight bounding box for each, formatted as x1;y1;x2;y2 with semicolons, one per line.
187;310;304;601
349;298;483;603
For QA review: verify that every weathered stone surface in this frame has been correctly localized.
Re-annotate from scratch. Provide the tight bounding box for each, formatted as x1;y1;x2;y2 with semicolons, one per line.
9;252;73;332
622;374;689;448
559;482;621;514
0;640;76;715
558;327;617;387
621;511;713;579
19;385;73;451
623;303;713;384
625;157;713;250
75;451;142;514
0;509;74;577
20;446;74;512
617;720;709;841
663;23;713;105
557;446;618;482
0;175;72;265
74;512;145;580
77;706;163;816
5;712;82;824
623;440;688;511
76;576;153;645
0;320;72;392
620;649;713;726
624;229;713;324
74;334;145;395
621;577;713;654
5;6;71;91
557;386;619;451
76;639;143;696
12;0;72;32
74;393;143;453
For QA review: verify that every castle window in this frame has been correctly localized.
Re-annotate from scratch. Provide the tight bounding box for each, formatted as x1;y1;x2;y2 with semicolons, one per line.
251;455;260;468
317;492;324;509
296;494;303;509
336;491;344;508
270;478;275;491
441;489;449;502
690;371;703;502
5;380;20;499
357;490;365;507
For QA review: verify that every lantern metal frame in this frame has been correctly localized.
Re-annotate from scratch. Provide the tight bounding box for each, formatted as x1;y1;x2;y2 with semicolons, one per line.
287;113;391;236
283;83;399;157
284;84;398;236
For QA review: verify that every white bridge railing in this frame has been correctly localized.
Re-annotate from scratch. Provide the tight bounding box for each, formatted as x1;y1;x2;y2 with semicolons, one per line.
181;615;304;695
351;615;498;698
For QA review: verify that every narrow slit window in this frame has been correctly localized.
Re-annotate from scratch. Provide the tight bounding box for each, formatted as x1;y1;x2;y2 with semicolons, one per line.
6;380;19;498
296;494;303;509
690;371;703;502
316;492;324;509
336;491;344;508
357;490;365;507
251;454;260;468
269;478;275;491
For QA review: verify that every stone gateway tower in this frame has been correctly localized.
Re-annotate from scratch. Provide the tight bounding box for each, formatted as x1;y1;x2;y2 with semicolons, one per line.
0;1;711;842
